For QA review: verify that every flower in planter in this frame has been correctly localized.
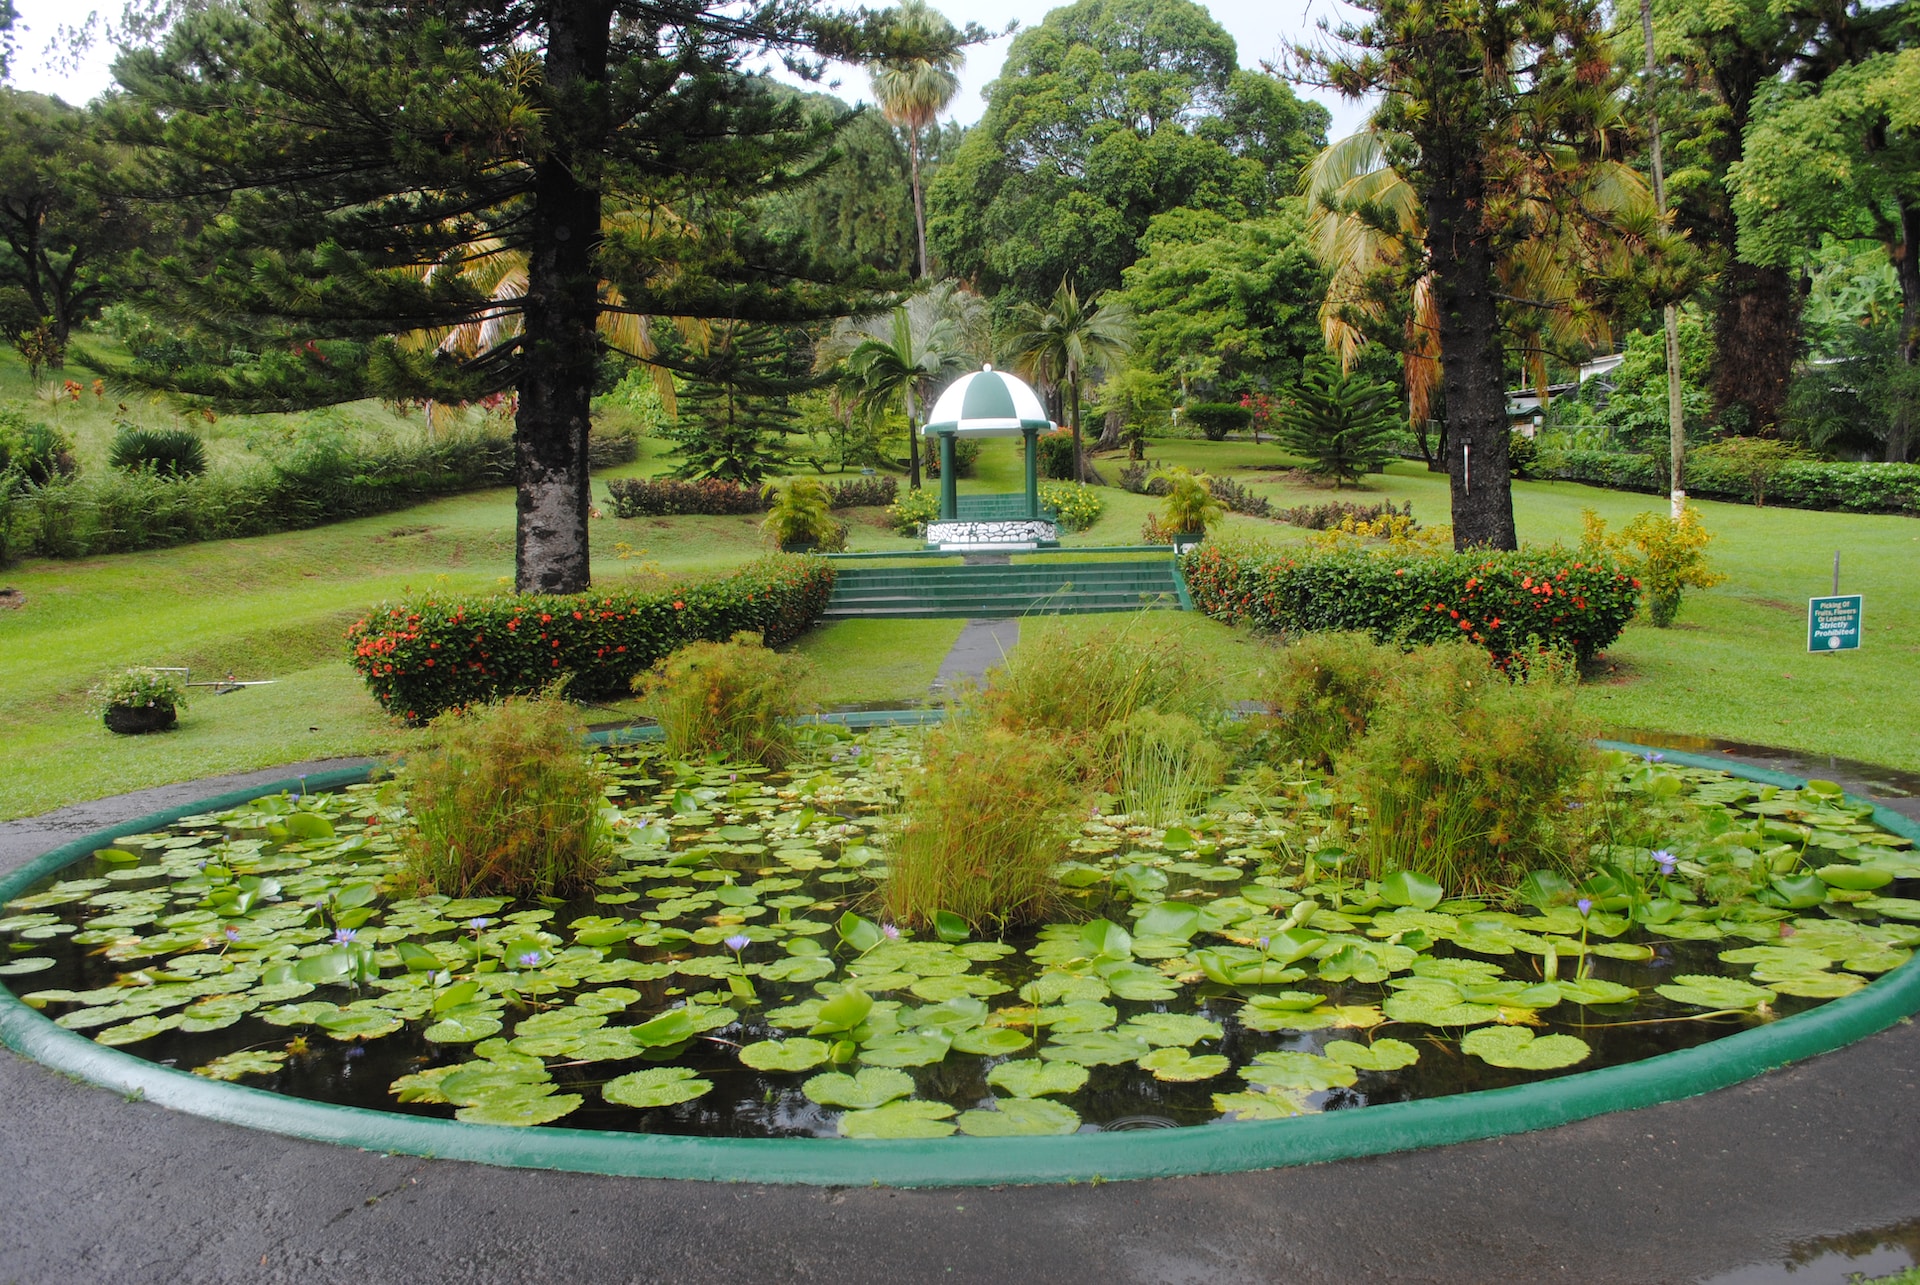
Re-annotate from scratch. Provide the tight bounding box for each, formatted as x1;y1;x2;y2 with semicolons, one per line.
90;667;188;734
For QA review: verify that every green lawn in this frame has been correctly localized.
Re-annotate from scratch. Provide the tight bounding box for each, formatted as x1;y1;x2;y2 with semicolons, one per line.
2;430;1915;820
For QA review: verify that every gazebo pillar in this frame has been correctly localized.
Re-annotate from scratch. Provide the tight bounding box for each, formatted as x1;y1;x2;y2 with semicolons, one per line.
938;430;959;521
1022;427;1040;519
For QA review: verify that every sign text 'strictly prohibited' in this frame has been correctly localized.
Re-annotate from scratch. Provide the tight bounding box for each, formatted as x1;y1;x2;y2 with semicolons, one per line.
1808;594;1863;652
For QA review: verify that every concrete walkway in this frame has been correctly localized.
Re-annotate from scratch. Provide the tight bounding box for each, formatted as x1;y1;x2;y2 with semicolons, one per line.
1;755;1918;1284
928;618;1019;698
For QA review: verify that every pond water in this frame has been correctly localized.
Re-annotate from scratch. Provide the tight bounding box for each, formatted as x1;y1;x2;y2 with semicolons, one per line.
3;729;1916;1139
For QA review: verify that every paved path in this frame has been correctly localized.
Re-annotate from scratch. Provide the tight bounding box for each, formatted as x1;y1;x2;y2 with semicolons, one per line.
928;618;1019;698
2;756;1919;1284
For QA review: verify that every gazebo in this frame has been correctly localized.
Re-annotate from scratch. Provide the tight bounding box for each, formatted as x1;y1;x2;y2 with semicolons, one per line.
919;365;1058;550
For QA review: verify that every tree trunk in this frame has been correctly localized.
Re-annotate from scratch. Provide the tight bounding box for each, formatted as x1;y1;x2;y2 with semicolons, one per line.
1068;375;1086;483
905;381;922;491
1426;167;1517;551
513;0;610;595
1095;406;1122;451
1712;261;1799;437
1890;201;1920;464
908;133;930;281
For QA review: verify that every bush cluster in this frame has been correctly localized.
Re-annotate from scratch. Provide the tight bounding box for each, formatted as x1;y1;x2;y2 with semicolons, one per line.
826;475;897;508
588;426;640;469
1;428;514;561
1184;401;1253;441
1038;480;1104;532
0;411;74;487
1034;431;1077;480
636;631;810;767
886;486;940;535
1206;474;1271;518
923;437;982;478
108;426;208;478
1274;499;1413;530
1181;540;1640;663
1535;448;1920;515
346;555;836;721
604;476;767;518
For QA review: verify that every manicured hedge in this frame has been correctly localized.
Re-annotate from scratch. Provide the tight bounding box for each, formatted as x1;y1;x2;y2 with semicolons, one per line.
1536;449;1920;516
604;477;768;517
346;555;836;721
1180;541;1640;663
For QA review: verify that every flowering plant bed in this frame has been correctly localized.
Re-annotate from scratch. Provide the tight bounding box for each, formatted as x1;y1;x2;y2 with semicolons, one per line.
4;734;1915;1140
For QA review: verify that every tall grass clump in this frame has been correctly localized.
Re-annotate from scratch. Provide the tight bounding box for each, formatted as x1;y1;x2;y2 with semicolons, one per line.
395;694;611;899
881;720;1080;932
636;631;810;767
1103;710;1226;826
1342;643;1597;896
1259;632;1397;769
978;623;1219;742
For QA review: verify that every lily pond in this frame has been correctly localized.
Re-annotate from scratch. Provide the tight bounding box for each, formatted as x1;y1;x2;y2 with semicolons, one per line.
5;730;1919;1140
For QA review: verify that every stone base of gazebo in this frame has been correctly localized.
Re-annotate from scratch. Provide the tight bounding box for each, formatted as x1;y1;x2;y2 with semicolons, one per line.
925;518;1059;551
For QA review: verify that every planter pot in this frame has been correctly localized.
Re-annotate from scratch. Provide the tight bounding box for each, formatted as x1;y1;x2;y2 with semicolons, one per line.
1171;530;1206;552
778;539;819;554
105;703;177;735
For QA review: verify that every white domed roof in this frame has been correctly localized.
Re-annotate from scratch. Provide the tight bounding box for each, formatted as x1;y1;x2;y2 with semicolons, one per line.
921;365;1053;437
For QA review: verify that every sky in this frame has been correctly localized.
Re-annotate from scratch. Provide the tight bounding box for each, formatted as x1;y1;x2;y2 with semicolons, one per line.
6;0;1375;139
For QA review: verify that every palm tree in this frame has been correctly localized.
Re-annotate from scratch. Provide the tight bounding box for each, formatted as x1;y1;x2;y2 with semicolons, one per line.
821;281;984;490
1002;281;1133;483
869;1;964;279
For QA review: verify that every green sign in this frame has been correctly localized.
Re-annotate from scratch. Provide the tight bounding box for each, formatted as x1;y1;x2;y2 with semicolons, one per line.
1808;594;1863;652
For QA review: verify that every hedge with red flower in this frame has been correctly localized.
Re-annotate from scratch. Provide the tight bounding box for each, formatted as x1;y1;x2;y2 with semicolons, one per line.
346;556;835;721
1180;541;1639;663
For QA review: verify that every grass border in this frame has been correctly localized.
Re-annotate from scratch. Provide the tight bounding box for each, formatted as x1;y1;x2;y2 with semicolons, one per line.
1;737;1916;1187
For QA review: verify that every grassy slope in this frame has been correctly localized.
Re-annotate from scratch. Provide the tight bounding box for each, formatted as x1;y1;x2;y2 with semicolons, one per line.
2;419;1915;819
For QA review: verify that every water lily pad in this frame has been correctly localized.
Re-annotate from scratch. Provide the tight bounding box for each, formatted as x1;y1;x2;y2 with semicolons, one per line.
958;1098;1082;1136
908;973;1010;1002
987;1059;1088;1098
0;957;55;976
950;1026;1031;1056
179;994;259;1032
1037;1031;1151;1066
424;1005;505;1044
1020;972;1110;1005
1460;1026;1592;1070
603;1067;713;1109
1123;1013;1223;1047
1655;975;1776;1010
193;1049;288;1081
1764;971;1866;998
95;1013;183;1045
802;1067;915;1109
1213;1089;1313;1120
838;1099;956;1139
1815;864;1893;891
857;1030;953;1067
1324;1038;1419;1072
1101;964;1181;1001
314;1008;404;1041
454;1091;582;1127
1554;978;1639;1006
1241;1051;1356;1091
1033;1001;1117;1033
738;1037;831;1072
1138;1047;1231;1082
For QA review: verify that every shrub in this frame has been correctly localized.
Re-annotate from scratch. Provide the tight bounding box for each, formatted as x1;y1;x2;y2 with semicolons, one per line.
109;426;208;478
1207;474;1271;518
89;666;188;716
0;411;74;488
1275;499;1412;529
1159;468;1225;535
1508;431;1538;478
588;425;640;468
923;436;982;478
346;555;836;721
1258;633;1395;769
761;478;846;551
1184;401;1252;441
886;486;940;535
1272;362;1399;487
1180;539;1640;664
1141;512;1177;544
605;476;767;518
1118;460;1169;494
1534;447;1920;515
1342;643;1597;896
636;631;810;767
394;693;611;899
880;719;1080;932
827;475;897;508
1038;480;1104;532
1690;437;1805;506
1034;431;1078;481
1580;506;1725;628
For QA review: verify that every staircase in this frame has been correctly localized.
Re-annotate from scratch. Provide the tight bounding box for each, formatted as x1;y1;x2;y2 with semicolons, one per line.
823;559;1188;620
955;493;1051;521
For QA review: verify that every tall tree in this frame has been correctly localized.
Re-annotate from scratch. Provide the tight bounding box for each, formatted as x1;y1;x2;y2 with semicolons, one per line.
928;0;1326;305
822;279;982;490
113;0;897;593
0;92;145;358
1297;0;1648;550
1002;280;1132;481
869;0;964;280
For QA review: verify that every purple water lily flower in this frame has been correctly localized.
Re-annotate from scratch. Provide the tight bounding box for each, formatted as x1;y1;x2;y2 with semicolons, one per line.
331;927;357;945
1652;850;1677;875
723;934;752;954
1257;936;1271;952
1644;751;1665;764
1576;898;1593;917
881;923;901;940
516;950;544;969
468;917;492;931
223;927;242;943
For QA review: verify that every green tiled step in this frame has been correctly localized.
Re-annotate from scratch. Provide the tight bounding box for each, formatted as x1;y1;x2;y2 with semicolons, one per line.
954;492;1053;520
824;560;1185;619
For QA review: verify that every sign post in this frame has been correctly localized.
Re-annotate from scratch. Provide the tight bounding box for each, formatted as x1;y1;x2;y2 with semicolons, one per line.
1808;594;1863;653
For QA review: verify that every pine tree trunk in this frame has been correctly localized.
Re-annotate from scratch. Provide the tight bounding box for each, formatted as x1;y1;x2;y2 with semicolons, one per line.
1426;166;1517;551
1891;202;1920;464
1712;261;1799;437
905;382;922;491
909;134;930;281
514;0;609;595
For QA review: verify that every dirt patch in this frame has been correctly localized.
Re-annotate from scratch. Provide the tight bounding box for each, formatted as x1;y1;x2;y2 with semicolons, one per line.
0;587;22;610
1745;597;1801;613
1583;654;1644;686
375;525;439;541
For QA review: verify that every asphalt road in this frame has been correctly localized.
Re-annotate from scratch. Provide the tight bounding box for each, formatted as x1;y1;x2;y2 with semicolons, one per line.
2;759;1917;1285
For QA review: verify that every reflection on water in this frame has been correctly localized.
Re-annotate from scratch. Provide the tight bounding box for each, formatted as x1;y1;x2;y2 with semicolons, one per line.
1698;1216;1920;1285
1620;729;1920;804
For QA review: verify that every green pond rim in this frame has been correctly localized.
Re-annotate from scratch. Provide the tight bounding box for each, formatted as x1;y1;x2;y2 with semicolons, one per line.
0;730;1916;1187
